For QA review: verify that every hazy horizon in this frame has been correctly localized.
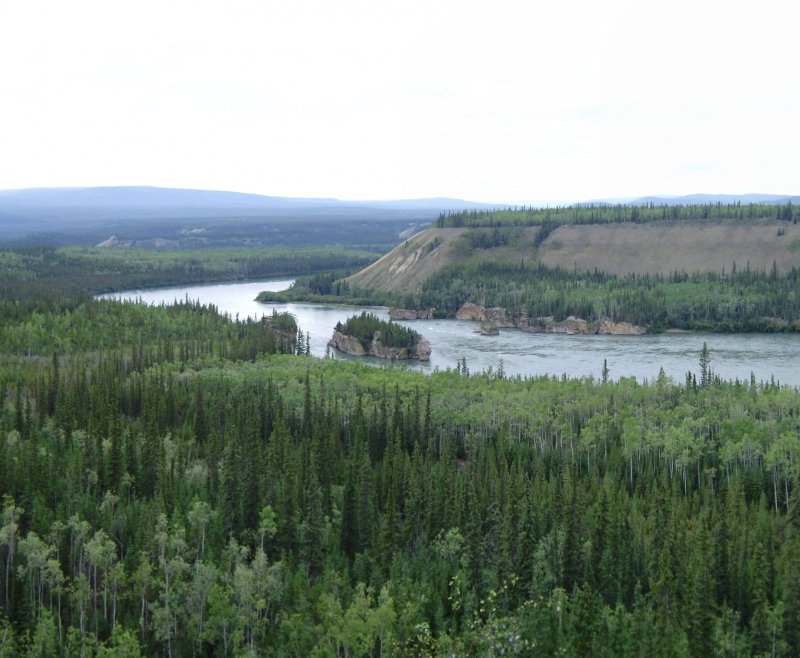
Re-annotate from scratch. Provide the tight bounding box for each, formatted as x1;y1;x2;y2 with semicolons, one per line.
1;185;798;210
2;1;799;203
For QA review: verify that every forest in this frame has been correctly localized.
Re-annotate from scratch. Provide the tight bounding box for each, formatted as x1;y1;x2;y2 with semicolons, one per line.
1;247;800;656
0;247;378;301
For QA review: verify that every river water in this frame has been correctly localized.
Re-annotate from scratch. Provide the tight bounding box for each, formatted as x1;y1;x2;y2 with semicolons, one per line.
101;279;800;387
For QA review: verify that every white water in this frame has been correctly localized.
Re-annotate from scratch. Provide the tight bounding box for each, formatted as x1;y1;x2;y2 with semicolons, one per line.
101;279;800;387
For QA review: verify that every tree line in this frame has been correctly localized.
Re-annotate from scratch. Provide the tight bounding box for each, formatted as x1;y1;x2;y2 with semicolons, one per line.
436;202;797;228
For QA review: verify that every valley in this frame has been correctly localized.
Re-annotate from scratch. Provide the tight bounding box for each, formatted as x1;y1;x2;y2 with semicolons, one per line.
2;201;800;657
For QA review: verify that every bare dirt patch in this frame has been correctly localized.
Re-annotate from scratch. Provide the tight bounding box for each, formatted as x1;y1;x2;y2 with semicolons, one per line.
346;228;469;292
539;222;800;275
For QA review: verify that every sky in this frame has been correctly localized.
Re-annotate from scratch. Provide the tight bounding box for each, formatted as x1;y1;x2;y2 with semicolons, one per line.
1;0;798;203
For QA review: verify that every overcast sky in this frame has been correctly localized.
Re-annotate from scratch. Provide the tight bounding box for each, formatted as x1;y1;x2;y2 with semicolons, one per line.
1;0;798;203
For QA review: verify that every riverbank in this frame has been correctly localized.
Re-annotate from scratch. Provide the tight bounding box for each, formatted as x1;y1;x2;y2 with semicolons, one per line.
104;279;800;386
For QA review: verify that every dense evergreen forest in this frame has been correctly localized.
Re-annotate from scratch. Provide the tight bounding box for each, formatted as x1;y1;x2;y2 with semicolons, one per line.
1;248;800;656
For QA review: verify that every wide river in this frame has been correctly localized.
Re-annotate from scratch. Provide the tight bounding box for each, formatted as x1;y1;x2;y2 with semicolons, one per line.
101;279;800;387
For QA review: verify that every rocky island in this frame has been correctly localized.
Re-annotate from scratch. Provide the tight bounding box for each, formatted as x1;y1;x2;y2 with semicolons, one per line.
329;312;431;360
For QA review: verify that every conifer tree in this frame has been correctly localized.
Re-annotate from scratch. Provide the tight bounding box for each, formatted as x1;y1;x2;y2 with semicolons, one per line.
699;343;711;387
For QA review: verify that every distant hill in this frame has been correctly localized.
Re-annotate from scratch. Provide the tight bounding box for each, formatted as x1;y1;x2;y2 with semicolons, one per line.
0;186;496;247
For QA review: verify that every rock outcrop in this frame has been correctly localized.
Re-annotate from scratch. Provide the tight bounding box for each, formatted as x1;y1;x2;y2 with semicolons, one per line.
388;308;435;320
593;319;648;336
474;324;500;336
456;304;648;335
456;304;514;326
328;330;431;361
455;303;486;321
328;331;368;356
517;315;590;334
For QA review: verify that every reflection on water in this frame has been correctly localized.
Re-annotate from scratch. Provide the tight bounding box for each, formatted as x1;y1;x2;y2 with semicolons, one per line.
101;279;800;387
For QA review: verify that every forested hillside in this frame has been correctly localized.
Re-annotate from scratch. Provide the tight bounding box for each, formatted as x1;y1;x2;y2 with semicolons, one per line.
0;246;377;301
414;262;800;331
335;203;800;332
1;256;800;656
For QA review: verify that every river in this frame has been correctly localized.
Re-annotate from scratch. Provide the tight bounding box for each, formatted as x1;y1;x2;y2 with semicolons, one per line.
100;279;800;387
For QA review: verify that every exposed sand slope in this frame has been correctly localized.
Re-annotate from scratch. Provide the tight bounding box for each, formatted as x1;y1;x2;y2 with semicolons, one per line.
345;228;467;292
346;221;800;294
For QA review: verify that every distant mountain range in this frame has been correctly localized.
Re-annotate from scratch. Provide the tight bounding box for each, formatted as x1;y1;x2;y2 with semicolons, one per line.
588;193;800;206
0;186;498;247
1;186;796;220
0;186;493;219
